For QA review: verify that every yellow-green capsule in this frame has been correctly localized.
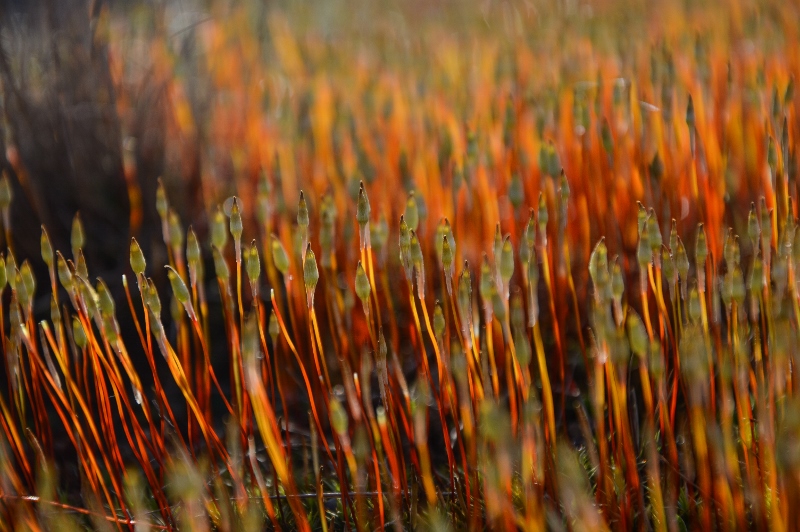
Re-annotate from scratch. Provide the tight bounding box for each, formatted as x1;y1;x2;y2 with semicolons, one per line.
268;308;280;343
695;223;708;267
146;279;161;316
76;250;88;279
537;192;548;236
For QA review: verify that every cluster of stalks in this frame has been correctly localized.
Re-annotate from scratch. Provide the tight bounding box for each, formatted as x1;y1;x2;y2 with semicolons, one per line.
1;0;800;529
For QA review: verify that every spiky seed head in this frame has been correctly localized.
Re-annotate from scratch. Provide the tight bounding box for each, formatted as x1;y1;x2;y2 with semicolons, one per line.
230;197;243;241
0;172;12;210
297;191;309;228
155;179;168;219
212;246;230;282
41;226;53;268
71;213;85;255
355;261;371;302
271;235;290;275
627;311;648;357
356;182;371;227
500;236;514;284
130;238;146;275
211;206;228;250
404;192;419;232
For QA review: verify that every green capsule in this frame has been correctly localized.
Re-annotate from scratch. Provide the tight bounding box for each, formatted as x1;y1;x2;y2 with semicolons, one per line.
479;254;494;303
356;182;371;227
268;309;280;342
647;209;662;252
695;224;708;267
168;209;184;250
211;206;228;250
748;203;759;248
130;238;146;275
57;252;72;292
303;245;319;289
96;278;115;317
76;250;88;279
71;213;85;256
676;237;689;281
329;397;348;436
611;257;624;300
297;191;309;228
72;317;88;350
355;261;371;302
627;311;649;358
229;197;243;241
409;230;424;269
750;254;763;293
637;230;652;267
146;279;161;316
245;241;260;292
637;202;647;237
537;193;548;235
442;233;454;275
212;246;230;282
0;172;12;211
41;226;53;268
404;192;419;232
500;236;514;285
186;228;200;266
155;179;168;220
433;301;445;339
271;235;290;275
589;237;608;286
